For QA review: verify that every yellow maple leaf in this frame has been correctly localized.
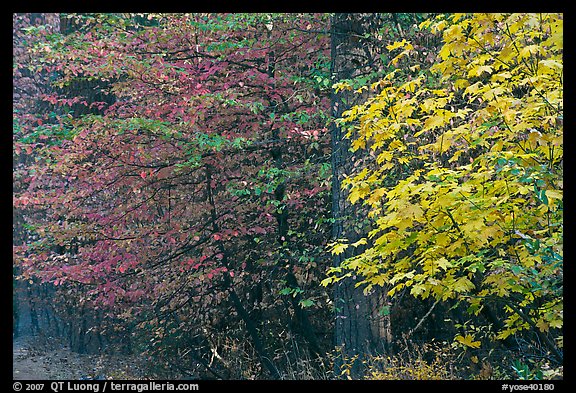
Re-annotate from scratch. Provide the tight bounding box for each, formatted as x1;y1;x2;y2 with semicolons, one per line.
351;137;366;151
549;319;562;329
418;20;432;30
349;184;371;204
464;81;484;97
455;334;481;348
386;39;408;51
402;203;424;220
467;65;493;78
454;79;470;90
377;151;393;164
453;276;475;293
367;188;386;206
423;113;446;131
388;139;405;151
536;319;550;332
330;242;349;256
437;257;452;271
545;189;562;201
351;238;368;248
519;45;542;59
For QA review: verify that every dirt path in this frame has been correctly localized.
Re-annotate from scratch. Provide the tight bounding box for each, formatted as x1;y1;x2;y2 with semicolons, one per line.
13;337;79;380
13;339;48;380
13;336;147;380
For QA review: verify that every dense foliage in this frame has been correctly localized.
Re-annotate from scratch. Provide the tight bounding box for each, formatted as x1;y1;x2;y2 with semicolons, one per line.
325;12;563;373
14;13;562;380
14;13;333;378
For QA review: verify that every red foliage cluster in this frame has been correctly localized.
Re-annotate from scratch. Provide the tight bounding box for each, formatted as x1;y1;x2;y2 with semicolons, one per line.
14;13;333;374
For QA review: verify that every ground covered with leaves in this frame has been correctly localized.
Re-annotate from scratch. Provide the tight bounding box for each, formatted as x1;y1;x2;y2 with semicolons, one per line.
13;336;149;380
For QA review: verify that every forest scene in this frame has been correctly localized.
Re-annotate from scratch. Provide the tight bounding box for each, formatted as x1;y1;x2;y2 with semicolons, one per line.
13;13;563;381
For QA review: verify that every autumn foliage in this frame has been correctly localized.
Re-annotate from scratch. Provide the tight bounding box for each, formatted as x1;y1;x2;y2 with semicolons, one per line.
14;13;562;380
14;13;333;378
326;13;563;370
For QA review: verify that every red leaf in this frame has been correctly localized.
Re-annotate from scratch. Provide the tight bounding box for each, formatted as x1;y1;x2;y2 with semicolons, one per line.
140;171;147;179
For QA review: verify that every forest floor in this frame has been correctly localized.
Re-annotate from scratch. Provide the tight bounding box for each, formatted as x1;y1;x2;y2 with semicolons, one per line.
13;335;149;380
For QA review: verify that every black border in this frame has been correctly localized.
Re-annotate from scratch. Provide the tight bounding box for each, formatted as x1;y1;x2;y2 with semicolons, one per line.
8;6;571;390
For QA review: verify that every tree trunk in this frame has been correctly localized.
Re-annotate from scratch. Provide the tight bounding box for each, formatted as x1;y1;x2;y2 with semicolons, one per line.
329;13;390;378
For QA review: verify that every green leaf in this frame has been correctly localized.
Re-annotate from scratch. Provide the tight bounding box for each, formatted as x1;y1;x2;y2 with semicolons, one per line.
540;189;549;206
279;287;292;296
299;299;315;308
378;305;391;316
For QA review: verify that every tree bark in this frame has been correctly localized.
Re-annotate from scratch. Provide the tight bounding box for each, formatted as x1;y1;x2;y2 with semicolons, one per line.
329;13;390;378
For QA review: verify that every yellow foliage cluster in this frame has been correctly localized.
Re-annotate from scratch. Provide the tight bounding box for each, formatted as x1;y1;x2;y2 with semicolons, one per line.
367;357;453;380
362;342;458;380
325;13;563;352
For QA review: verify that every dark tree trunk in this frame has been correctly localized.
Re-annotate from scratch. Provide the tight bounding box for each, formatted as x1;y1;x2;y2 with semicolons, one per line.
26;285;39;335
329;13;390;378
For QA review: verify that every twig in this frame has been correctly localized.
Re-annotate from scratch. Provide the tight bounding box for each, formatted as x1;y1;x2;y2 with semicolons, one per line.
405;297;441;338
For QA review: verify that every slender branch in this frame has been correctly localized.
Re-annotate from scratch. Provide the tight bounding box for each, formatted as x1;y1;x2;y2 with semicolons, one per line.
405;298;440;338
